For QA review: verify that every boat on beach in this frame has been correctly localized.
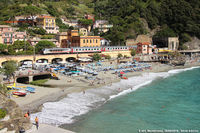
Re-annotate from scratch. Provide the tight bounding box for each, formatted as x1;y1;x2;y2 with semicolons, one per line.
26;87;35;93
12;90;27;96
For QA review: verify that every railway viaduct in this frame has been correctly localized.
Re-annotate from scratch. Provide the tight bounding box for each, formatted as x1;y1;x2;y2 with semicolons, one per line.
0;51;131;66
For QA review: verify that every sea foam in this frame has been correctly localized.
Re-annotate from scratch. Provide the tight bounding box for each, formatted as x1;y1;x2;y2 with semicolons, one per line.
31;66;200;125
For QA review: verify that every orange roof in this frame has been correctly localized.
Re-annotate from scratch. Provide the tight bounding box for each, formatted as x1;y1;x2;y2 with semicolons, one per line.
38;16;54;19
137;42;151;45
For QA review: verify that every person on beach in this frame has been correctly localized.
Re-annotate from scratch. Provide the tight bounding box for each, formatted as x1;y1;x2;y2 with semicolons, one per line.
118;88;121;91
27;110;30;117
35;116;39;130
24;112;28;118
83;90;85;94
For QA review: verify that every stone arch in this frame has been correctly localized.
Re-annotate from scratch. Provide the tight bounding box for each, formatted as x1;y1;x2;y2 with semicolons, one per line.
36;58;49;63
65;57;76;62
19;59;33;66
1;61;9;66
51;58;63;64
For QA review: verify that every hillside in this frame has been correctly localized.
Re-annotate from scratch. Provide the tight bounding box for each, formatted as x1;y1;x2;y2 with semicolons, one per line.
0;0;199;48
0;0;93;21
93;0;200;48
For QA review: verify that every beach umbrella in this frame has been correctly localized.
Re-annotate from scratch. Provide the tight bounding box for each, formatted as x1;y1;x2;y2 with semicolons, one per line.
120;71;125;74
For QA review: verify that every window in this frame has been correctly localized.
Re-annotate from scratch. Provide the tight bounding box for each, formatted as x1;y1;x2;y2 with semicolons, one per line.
87;40;88;43
96;40;98;43
93;39;94;43
90;40;92;43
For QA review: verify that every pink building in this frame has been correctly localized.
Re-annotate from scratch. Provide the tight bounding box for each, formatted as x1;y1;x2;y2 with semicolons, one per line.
0;25;15;44
0;25;27;44
136;42;153;55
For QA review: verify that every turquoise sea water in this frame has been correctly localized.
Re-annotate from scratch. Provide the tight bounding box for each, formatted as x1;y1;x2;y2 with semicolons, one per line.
63;68;200;133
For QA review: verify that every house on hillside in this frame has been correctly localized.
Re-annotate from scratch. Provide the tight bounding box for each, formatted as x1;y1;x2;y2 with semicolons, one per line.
56;32;68;48
36;16;59;34
79;28;88;36
14;32;27;41
100;38;110;46
0;25;27;44
0;25;15;44
93;20;113;33
137;42;153;55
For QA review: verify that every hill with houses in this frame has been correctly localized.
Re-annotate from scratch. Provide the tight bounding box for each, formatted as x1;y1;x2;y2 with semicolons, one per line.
0;0;200;50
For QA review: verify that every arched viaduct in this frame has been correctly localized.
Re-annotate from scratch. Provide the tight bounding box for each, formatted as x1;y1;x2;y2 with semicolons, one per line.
0;51;131;66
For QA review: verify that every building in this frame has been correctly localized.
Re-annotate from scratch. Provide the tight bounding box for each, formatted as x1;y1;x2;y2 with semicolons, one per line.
56;32;68;47
79;28;88;36
85;14;95;22
93;20;113;33
70;36;101;47
136;42;153;55
28;37;59;47
36;16;59;34
14;32;27;41
153;37;179;51
0;25;15;44
100;38;110;46
62;19;79;28
0;25;27;44
126;35;152;46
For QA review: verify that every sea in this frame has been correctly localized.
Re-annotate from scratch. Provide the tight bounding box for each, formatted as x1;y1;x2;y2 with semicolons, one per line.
31;66;200;133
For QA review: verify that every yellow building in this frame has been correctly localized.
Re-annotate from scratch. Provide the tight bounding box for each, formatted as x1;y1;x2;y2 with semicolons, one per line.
36;16;59;34
80;36;100;47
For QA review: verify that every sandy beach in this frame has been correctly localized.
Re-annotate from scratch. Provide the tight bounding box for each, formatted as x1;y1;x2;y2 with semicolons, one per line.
8;59;200;133
11;60;200;113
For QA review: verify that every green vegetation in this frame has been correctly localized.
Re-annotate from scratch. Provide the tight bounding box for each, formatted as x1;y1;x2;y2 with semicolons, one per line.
94;0;200;46
35;40;56;53
0;44;8;55
30;79;48;86
130;49;136;56
41;35;55;39
1;60;18;81
117;53;123;59
27;27;46;36
92;53;101;61
0;108;6;119
0;0;199;48
78;19;93;26
0;0;93;22
8;41;33;55
56;18;69;31
0;84;8;96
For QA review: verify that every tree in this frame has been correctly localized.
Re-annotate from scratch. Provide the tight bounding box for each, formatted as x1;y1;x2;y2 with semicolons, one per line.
154;26;177;38
23;5;42;20
35;40;56;53
92;53;101;61
8;41;33;55
1;60;18;81
117;53;123;59
0;44;7;55
78;19;93;26
130;49;136;56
